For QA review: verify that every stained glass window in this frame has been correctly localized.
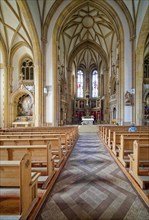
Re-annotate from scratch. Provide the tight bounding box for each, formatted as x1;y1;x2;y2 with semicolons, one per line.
77;70;83;97
21;58;34;80
92;70;98;97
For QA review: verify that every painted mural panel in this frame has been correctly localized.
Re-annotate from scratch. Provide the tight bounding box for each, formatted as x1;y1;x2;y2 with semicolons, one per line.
17;94;33;116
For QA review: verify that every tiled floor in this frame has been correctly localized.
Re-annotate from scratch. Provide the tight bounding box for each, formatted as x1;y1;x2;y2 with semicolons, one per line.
36;133;149;220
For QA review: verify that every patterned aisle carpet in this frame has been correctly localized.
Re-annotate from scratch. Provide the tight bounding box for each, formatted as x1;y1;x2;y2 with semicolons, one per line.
36;133;149;220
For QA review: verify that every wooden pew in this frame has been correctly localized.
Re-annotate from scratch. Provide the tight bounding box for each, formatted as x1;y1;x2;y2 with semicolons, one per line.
129;141;149;189
118;135;149;167
0;153;40;219
1;126;79;142
106;126;149;147
112;131;149;156
0;137;64;168
100;126;130;144
0;133;71;152
0;144;55;189
0;130;76;148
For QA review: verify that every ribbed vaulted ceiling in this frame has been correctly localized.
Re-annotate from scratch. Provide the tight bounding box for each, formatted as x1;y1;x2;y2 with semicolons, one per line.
61;4;114;58
0;0;32;51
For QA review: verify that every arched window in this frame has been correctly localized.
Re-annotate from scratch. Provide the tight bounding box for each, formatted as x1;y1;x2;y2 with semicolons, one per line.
77;70;83;97
92;70;98;97
21;58;34;80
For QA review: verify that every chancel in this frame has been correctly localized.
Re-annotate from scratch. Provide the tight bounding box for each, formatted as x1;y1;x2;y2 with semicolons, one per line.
0;0;149;219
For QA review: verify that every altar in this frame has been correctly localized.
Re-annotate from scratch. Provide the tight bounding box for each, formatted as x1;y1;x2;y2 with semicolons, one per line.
12;121;33;128
12;116;33;127
81;116;94;125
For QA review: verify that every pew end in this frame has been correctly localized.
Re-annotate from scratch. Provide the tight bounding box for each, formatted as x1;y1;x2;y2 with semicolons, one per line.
0;153;40;219
129;141;149;189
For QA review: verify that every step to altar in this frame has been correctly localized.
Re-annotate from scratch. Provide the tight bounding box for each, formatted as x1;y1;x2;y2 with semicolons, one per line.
78;125;98;133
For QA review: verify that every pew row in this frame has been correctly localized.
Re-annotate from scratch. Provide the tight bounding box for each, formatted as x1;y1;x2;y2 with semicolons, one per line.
0;144;56;189
98;125;148;141
0;137;64;167
112;132;149;156
102;126;149;146
0;126;79;143
0;131;74;149
0;133;71;152
129;141;149;189
118;135;149;167
0;153;40;219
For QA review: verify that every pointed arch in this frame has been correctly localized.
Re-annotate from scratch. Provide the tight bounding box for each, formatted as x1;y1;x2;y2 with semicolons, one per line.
17;0;42;126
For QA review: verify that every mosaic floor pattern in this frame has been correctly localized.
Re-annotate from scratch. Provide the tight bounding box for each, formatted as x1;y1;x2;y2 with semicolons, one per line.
36;133;149;220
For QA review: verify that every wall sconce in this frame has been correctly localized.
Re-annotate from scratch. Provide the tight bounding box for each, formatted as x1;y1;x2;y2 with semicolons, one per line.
44;86;52;95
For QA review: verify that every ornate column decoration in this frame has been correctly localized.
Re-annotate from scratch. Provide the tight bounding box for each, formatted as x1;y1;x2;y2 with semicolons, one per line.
115;53;120;124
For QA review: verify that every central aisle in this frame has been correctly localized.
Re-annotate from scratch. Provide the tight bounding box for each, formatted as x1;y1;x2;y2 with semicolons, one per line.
36;133;149;220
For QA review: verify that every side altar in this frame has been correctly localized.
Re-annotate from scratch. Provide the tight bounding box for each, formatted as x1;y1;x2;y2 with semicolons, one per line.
81;116;94;125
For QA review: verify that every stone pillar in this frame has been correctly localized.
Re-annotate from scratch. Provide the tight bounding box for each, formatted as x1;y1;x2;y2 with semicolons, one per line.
131;35;136;123
3;64;13;128
103;68;110;123
115;63;120;124
41;37;47;126
3;65;8;127
136;50;143;125
57;78;61;125
34;64;42;127
67;68;73;124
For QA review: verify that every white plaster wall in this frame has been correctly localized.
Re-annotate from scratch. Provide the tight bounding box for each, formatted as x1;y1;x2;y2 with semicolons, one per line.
12;47;32;92
27;0;41;46
136;1;149;46
46;0;71;124
0;69;4;128
124;106;132;123
107;0;133;123
107;0;132;92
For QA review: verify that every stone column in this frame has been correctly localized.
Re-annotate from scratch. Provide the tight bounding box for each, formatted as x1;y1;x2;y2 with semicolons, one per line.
41;37;47;126
3;65;8;127
115;62;120;124
34;64;42;127
130;35;136;123
3;64;13;127
136;50;143;125
103;68;110;123
57;77;61;125
67;68;73;124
